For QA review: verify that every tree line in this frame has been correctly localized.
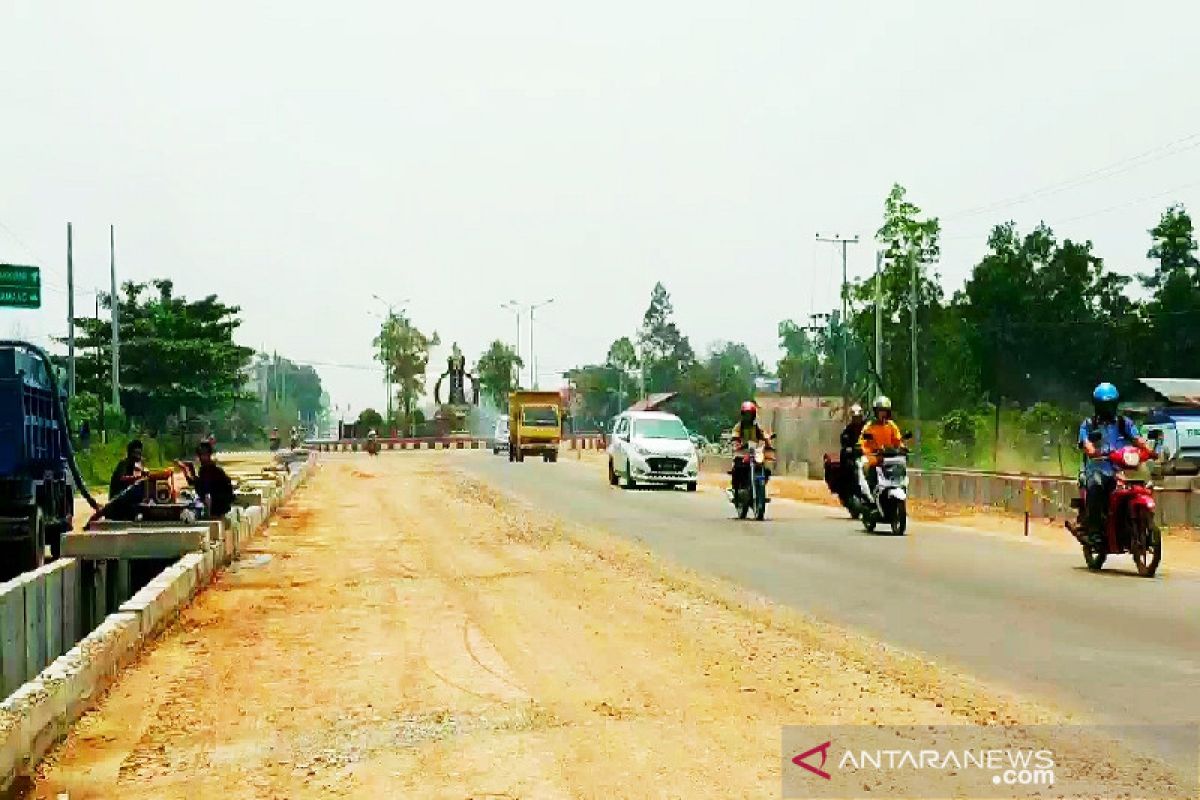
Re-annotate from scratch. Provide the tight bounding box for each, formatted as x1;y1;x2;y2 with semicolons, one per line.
61;279;325;447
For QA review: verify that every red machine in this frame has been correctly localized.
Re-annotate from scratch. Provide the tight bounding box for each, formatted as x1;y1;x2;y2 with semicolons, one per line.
1067;445;1161;577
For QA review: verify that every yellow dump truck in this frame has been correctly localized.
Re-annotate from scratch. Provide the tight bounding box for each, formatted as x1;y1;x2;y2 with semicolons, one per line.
508;391;562;462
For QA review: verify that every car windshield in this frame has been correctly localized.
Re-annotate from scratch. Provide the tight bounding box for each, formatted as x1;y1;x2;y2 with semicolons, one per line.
633;418;688;440
522;406;559;427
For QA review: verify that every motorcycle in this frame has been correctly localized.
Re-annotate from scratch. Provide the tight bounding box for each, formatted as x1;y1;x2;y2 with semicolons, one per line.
823;447;864;519
859;435;909;535
365;435;381;456
1066;433;1162;577
728;441;770;520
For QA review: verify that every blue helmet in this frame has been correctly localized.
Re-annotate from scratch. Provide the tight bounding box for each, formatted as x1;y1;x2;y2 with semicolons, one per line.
1093;382;1119;403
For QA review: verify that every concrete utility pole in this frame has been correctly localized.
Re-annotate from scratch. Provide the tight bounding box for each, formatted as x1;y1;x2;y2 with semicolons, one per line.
909;247;921;462
109;225;120;409
66;223;75;398
874;251;883;399
816;233;859;407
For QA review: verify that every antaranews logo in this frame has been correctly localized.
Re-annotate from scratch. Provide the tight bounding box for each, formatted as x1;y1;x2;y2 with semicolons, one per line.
791;741;832;780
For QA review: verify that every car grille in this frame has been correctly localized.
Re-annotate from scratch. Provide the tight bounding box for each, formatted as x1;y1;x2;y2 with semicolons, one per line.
647;457;687;474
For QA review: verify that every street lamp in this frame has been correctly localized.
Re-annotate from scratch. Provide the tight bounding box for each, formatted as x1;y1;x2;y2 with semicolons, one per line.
500;300;522;387
371;295;408;427
528;298;554;389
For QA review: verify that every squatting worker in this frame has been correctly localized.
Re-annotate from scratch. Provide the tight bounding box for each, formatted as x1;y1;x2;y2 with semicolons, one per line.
107;439;146;521
180;440;236;519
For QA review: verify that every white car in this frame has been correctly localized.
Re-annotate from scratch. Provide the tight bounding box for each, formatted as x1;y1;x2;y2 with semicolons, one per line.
607;410;699;491
492;416;510;455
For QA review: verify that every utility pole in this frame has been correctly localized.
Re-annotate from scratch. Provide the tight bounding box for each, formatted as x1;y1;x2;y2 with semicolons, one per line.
816;233;859;409
874;251;883;398
95;289;105;442
66;223;75;398
909;247;921;463
501;301;522;388
109;225;120;409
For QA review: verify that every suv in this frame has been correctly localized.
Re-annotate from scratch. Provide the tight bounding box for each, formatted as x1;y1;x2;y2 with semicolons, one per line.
607;410;699;491
492;416;510;455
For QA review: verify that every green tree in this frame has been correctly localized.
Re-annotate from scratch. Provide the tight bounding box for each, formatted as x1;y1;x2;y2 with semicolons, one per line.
356;407;384;431
476;340;523;409
674;341;761;439
61;279;253;434
1143;204;1200;376
637;282;695;393
374;311;439;434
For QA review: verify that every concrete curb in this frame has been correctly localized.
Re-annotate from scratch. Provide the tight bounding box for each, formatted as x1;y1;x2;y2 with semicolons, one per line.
0;454;316;794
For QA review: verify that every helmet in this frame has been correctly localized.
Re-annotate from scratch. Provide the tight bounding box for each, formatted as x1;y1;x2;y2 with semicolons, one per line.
1093;382;1119;419
849;403;864;419
872;395;892;411
740;401;757;415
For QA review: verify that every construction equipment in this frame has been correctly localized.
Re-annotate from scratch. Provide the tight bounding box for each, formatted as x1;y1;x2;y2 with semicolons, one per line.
508;391;562;463
0;342;100;580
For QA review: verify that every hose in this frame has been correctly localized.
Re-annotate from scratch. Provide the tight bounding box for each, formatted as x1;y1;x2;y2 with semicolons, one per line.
0;340;101;510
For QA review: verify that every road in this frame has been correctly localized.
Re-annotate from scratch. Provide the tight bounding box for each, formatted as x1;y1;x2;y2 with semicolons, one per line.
466;451;1200;760
31;453;1191;797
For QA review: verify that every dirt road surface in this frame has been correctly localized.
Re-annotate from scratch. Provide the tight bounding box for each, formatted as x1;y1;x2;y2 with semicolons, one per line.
34;454;1183;798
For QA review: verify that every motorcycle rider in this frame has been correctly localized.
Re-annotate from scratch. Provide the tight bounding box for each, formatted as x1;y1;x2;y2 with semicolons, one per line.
1078;382;1153;548
730;401;772;493
839;404;867;492
858;396;904;496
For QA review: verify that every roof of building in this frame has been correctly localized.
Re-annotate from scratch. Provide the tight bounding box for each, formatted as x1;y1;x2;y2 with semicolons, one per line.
626;392;678;412
1137;378;1200;406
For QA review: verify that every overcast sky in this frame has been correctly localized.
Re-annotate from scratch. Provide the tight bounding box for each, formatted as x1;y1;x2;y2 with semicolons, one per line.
3;2;1199;415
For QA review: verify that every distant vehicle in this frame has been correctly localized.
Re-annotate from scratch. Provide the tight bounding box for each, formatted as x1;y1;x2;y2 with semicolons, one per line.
688;432;710;451
607;410;699;491
509;391;562;462
1141;407;1200;475
492;416;510;455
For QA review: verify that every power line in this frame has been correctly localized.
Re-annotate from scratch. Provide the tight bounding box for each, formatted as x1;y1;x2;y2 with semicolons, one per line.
944;130;1200;221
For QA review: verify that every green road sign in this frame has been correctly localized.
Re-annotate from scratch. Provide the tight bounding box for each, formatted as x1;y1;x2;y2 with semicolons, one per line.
0;264;41;309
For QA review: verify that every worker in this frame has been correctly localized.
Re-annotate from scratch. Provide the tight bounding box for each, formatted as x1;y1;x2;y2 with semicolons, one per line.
179;440;235;519
107;439;146;521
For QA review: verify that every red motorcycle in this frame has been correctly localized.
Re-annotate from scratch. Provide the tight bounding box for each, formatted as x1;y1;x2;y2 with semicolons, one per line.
1067;441;1161;577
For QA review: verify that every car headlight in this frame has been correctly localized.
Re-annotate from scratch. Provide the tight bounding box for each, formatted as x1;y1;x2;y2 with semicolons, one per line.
633;443;651;456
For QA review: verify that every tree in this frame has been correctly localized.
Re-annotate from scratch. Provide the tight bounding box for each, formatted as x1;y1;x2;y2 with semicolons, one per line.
476;340;523;409
673;341;761;439
1142;204;1200;376
374;311;439;433
60;279;254;434
848;184;943;414
776;319;839;396
637;283;695;394
356;408;384;431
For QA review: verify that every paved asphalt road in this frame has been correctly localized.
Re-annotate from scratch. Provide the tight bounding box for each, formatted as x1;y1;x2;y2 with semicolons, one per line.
462;452;1200;761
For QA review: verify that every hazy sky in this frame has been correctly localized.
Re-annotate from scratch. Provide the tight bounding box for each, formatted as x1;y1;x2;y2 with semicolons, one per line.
3;2;1199;415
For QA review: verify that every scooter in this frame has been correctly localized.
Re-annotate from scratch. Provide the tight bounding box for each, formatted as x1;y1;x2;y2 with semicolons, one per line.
728;441;770;521
859;434;909;535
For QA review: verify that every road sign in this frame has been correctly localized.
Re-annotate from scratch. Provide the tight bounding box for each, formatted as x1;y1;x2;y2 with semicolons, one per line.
0;264;41;309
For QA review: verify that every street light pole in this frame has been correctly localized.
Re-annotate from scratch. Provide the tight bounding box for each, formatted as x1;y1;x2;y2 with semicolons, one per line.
501;301;522;388
528;299;554;389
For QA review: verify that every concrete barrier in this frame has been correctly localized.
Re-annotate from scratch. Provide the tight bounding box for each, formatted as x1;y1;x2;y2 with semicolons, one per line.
0;454;317;794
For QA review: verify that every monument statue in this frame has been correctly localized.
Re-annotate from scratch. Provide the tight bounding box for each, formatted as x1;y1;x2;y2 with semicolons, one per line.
434;343;479;407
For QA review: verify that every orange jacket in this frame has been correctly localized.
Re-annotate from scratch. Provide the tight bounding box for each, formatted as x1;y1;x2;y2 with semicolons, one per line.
859;420;903;463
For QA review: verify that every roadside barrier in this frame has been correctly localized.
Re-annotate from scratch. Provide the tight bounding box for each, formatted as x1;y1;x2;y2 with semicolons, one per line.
312;435;606;452
0;452;318;794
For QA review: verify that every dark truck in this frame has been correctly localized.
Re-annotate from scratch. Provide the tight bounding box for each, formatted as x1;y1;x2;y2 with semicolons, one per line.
0;345;75;580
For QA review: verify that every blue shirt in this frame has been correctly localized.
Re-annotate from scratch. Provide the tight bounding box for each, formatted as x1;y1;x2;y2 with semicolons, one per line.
1078;416;1139;476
